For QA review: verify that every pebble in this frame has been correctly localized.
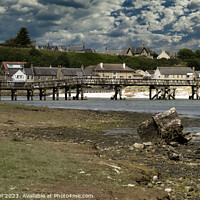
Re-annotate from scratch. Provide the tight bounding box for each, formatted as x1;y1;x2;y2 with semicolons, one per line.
153;175;158;182
165;188;172;193
133;143;145;149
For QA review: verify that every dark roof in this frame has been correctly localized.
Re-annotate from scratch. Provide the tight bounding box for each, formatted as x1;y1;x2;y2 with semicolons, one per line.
33;67;58;76
92;63;135;72
158;67;193;75
83;68;96;76
66;45;84;52
61;68;83;76
146;70;155;75
24;68;34;75
77;48;97;53
132;47;154;55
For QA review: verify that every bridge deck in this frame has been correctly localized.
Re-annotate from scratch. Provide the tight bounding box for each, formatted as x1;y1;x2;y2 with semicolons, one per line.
0;78;200;90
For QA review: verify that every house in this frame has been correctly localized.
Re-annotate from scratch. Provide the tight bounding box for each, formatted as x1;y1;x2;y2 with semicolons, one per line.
1;61;27;71
86;63;141;79
66;45;85;52
154;67;194;80
145;70;155;79
35;43;58;51
57;67;96;80
6;70;26;82
157;49;177;59
104;44;154;58
32;67;58;81
23;68;34;82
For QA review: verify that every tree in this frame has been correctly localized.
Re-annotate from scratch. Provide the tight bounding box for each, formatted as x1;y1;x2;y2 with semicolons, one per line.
15;27;31;46
177;48;195;59
195;49;200;58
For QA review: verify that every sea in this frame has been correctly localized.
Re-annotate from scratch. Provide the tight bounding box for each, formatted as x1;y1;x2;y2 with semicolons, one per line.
1;96;200;118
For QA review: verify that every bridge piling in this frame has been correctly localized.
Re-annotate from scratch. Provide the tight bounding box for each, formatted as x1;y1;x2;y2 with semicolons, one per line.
111;85;122;100
11;89;17;101
190;86;199;99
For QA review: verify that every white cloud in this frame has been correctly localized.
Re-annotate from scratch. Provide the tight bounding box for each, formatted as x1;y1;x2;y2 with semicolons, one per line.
0;6;6;14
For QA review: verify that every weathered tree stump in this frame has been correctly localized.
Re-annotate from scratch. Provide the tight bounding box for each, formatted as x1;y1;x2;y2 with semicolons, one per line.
137;107;187;143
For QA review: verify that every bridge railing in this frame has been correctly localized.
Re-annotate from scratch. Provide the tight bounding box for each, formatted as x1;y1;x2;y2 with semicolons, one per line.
0;78;200;89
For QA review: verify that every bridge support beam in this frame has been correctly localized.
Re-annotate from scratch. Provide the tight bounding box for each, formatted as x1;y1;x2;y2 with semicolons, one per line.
64;86;72;100
27;89;34;101
11;89;17;101
74;85;83;100
111;85;122;100
190;86;199;99
150;87;176;100
52;88;59;100
39;89;46;101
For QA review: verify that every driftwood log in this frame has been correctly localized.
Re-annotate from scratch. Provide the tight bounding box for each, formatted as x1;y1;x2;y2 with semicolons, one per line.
137;107;187;143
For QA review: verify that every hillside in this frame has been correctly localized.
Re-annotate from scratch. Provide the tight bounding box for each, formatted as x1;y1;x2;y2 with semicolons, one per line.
0;46;182;70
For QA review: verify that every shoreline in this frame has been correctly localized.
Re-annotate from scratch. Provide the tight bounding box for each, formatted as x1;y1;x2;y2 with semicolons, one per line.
0;103;200;199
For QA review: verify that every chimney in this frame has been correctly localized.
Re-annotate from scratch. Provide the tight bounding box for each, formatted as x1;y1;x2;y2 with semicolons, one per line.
82;45;85;49
142;43;145;48
100;63;103;68
104;46;107;52
123;63;126;68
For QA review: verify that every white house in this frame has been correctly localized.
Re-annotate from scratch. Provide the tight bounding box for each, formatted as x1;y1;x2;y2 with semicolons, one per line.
9;70;26;82
154;67;194;80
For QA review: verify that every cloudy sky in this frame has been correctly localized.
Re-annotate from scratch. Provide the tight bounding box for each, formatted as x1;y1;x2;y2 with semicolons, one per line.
0;0;200;53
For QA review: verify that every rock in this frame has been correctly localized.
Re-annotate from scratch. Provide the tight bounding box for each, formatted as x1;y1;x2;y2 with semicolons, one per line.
153;175;158;182
133;143;145;149
165;188;172;193
143;142;152;146
167;152;180;161
185;186;194;193
138;107;188;144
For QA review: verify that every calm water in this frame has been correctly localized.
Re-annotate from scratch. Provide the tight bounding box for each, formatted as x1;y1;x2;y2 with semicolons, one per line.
1;96;200;118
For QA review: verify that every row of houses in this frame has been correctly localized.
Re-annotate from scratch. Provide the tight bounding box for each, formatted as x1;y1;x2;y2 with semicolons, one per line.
1;61;197;82
35;42;176;60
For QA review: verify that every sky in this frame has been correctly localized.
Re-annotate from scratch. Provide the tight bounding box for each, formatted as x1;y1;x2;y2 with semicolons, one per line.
0;0;200;54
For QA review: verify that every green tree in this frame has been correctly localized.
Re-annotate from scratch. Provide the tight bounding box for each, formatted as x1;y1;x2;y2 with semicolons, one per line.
177;48;195;59
15;27;31;46
195;49;200;58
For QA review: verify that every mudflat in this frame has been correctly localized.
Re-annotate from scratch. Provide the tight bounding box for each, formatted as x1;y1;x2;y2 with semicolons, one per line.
0;103;199;200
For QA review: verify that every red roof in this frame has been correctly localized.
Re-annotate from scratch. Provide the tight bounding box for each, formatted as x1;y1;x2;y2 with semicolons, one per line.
1;61;27;70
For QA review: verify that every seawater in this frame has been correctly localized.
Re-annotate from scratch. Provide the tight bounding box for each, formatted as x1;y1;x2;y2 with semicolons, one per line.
1;96;200;118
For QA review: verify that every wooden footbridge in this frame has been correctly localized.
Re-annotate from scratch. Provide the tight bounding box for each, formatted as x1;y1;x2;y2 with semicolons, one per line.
0;78;200;100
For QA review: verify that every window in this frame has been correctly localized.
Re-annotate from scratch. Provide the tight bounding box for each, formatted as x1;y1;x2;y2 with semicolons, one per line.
177;75;179;78
165;75;169;78
16;75;23;79
38;76;41;80
31;76;34;80
120;76;124;79
105;76;110;78
52;76;55;80
27;76;30;80
45;76;48;80
113;72;116;75
128;76;132;79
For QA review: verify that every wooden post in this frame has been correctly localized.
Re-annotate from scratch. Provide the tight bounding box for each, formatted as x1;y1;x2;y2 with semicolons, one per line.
119;86;122;100
43;89;46;101
76;85;80;100
65;86;68;100
68;86;71;100
11;90;17;101
31;90;34;101
0;90;1;101
39;89;43;100
81;86;84;100
56;88;59;100
156;88;159;100
149;86;152;100
27;90;30;101
52;88;56;100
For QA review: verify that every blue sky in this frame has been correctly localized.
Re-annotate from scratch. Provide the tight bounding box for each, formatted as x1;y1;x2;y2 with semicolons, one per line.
0;0;200;54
